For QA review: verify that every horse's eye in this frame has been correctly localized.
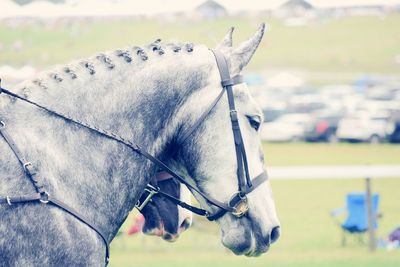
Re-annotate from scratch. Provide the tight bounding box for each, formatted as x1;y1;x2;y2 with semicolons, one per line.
246;115;261;131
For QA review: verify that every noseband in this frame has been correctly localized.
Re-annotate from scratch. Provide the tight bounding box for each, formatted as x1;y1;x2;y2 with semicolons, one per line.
0;49;267;265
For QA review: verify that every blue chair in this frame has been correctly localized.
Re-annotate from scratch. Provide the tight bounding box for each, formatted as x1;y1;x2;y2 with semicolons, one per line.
331;192;380;246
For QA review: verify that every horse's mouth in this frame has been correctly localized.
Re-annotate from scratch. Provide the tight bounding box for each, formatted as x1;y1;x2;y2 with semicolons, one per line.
221;216;280;257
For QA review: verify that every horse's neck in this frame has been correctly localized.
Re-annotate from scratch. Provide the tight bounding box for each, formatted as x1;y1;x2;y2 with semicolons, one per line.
0;46;212;240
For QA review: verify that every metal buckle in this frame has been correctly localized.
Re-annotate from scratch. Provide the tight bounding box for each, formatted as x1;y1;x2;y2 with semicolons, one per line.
23;162;32;171
230;110;238;122
39;191;50;204
230;193;249;218
135;185;158;211
6;196;12;205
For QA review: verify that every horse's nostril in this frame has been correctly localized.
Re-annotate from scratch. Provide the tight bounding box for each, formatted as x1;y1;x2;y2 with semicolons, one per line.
270;226;280;244
163;233;173;241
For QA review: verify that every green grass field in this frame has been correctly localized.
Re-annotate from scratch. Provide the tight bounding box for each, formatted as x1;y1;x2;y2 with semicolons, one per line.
1;15;400;76
263;142;400;166
108;143;400;267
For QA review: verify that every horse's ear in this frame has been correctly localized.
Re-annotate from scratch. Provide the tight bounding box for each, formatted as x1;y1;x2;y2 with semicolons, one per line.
216;27;234;50
230;23;266;73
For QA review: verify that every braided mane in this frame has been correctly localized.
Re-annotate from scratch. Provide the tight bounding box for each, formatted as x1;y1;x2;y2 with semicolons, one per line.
17;40;196;97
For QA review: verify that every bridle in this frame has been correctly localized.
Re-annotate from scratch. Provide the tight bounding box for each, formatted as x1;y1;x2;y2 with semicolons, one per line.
136;50;268;220
0;49;267;265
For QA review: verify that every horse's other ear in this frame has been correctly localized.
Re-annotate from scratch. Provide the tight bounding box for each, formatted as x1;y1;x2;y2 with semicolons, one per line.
216;27;234;50
230;23;266;73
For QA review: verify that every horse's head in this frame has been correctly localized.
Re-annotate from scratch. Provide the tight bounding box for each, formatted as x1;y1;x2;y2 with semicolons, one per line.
175;24;280;256
139;172;192;242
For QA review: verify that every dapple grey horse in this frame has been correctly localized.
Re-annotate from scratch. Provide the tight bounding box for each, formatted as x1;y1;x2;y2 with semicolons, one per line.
0;24;279;266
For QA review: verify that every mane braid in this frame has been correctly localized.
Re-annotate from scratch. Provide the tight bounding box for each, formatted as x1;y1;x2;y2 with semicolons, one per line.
115;49;132;63
96;53;115;70
80;61;96;75
32;78;47;90
15;41;196;98
63;67;77;79
49;72;63;83
132;46;148;61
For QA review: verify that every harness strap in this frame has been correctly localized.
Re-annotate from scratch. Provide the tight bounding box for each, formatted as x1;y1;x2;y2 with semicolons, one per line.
0;194;41;205
0;122;45;194
156;189;209;216
0;121;110;265
49;196;110;264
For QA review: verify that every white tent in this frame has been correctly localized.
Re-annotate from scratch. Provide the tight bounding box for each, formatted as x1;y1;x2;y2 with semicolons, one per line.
0;0;21;18
266;72;305;88
1;0;399;19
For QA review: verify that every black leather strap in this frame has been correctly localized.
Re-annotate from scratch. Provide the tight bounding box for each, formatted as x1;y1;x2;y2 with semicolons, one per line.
0;120;109;265
210;49;252;193
156;190;209;216
0;192;110;264
0;122;45;194
0;194;41;205
49;196;110;263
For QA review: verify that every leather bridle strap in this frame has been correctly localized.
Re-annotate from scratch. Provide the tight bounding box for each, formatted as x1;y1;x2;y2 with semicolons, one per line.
135;173;210;216
211;49;253;193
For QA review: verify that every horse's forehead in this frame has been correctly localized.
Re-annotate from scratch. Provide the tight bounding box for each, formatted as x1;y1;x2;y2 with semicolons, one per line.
233;85;261;114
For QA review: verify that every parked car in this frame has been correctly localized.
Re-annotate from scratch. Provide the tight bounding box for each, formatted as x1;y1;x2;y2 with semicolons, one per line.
304;112;342;143
336;112;391;143
260;113;312;142
386;110;400;143
262;108;287;123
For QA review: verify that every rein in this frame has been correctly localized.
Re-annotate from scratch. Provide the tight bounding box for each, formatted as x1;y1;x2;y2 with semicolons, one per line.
0;49;268;265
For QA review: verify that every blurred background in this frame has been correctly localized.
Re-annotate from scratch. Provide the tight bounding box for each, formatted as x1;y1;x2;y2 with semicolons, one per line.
1;0;400;266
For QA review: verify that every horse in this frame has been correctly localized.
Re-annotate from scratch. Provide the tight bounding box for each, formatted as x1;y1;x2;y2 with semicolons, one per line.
138;171;193;241
0;24;279;266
